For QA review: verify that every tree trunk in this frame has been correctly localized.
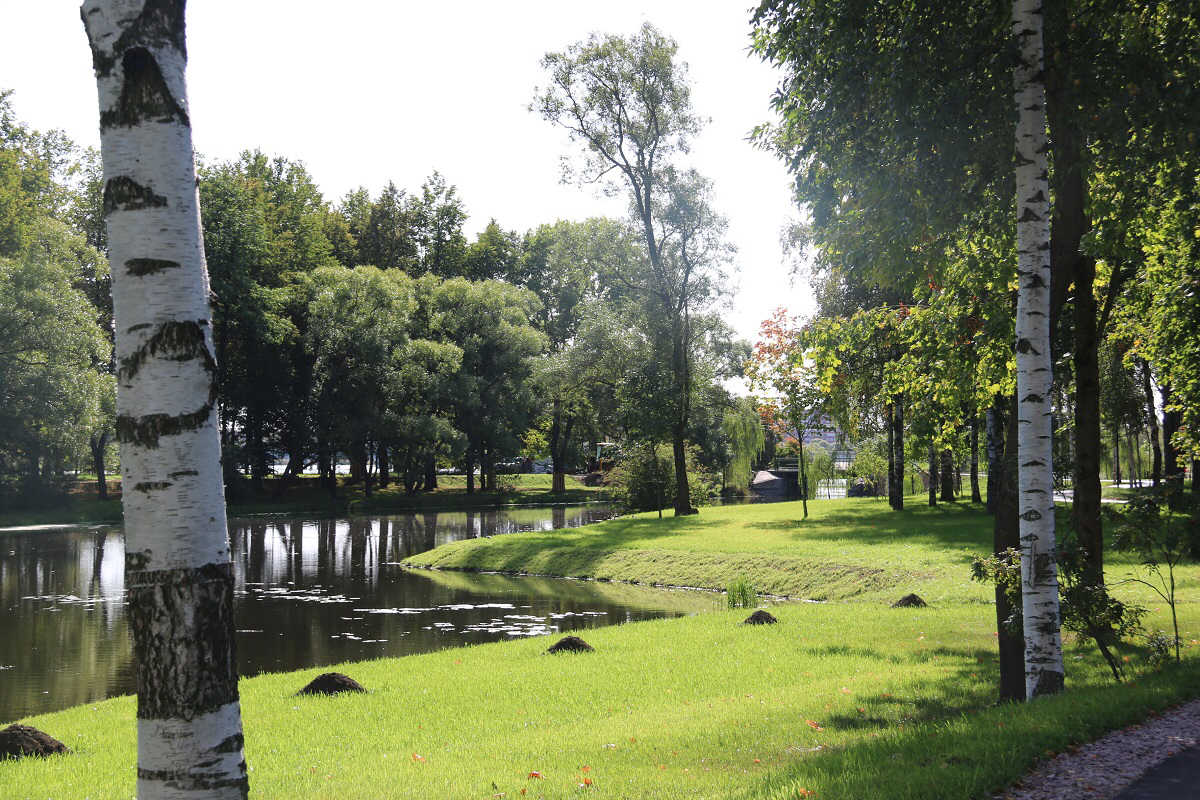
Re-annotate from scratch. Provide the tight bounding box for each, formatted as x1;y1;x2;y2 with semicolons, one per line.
465;446;476;494
928;443;938;507
83;1;249;795
887;401;897;509
940;448;956;502
424;454;437;492
986;402;1001;515
90;431;109;500
894;395;905;511
970;416;982;503
1112;426;1122;486
993;393;1026;702
1141;359;1162;486
378;443;389;490
1162;384;1183;484
1045;0;1102;586
1013;0;1064;698
672;425;696;515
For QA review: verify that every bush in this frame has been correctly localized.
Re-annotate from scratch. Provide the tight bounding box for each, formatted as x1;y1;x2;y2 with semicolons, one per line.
605;441;717;513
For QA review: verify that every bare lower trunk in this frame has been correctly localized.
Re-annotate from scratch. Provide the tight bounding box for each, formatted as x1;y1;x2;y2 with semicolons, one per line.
993;394;1025;701
940;448;956;502
894;396;905;511
970;416;982;503
1162;384;1183;484
83;0;248;794
928;443;938;506
672;425;696;516
887;402;897;509
91;431;109;500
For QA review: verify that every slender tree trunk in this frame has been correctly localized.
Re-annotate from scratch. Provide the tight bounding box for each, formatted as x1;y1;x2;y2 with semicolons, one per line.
378;443;389;490
993;393;1026;701
1013;0;1064;697
940;448;956;502
465;445;476;494
1162;384;1183;484
671;314;696;516
83;1;249;795
971;417;982;503
887;402;897;509
91;431;109;500
1140;359;1162;486
928;443;938;507
986;402;1001;514
1113;426;1122;486
1045;0;1102;585
894;395;905;511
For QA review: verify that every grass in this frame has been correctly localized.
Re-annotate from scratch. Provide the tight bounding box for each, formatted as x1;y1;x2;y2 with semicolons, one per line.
5;498;1200;799
404;499;996;603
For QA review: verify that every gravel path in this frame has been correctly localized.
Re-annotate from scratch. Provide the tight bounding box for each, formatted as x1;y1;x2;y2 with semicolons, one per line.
1000;697;1200;800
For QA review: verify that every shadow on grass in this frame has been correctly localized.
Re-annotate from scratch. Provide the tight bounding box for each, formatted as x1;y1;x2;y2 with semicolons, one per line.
741;657;1200;800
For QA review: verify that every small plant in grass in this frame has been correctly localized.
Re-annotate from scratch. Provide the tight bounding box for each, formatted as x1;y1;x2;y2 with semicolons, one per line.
1146;630;1177;669
727;576;759;609
1114;484;1197;663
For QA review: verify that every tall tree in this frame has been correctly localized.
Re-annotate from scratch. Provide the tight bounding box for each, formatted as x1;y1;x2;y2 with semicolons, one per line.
535;23;732;515
1013;0;1064;697
82;1;249;796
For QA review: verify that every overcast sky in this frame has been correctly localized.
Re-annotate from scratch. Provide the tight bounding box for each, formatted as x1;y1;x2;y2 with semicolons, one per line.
2;1;814;343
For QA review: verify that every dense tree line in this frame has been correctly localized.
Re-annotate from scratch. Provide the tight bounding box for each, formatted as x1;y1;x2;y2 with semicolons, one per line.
749;0;1199;699
0;78;754;510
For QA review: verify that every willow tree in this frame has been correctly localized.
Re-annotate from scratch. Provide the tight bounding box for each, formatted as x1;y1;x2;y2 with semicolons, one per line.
1013;0;1064;698
82;0;249;796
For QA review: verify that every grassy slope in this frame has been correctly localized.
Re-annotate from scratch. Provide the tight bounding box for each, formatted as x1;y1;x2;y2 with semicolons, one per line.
405;499;997;603
5;498;1200;800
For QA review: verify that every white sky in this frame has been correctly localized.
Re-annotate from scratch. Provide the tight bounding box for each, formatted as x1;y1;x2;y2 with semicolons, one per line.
2;1;814;343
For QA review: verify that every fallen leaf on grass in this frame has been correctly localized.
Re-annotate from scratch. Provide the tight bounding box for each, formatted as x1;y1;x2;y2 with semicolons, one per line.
806;720;824;731
528;771;543;779
411;753;426;762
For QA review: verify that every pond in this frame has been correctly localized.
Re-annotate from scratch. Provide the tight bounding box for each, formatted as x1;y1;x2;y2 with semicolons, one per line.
0;504;714;724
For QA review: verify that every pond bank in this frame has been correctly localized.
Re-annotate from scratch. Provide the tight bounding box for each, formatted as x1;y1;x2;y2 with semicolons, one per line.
0;473;607;529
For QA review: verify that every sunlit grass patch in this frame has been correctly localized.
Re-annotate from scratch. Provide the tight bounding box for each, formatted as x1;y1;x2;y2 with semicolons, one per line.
7;602;1200;799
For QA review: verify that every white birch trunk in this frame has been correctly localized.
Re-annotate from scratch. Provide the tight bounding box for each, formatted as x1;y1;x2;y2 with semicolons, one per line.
82;1;249;795
1012;0;1064;698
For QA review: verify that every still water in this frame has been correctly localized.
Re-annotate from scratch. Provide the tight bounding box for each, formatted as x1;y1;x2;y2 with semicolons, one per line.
0;505;712;723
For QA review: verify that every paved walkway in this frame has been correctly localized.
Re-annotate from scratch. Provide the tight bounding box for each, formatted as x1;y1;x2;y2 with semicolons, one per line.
1112;745;1200;799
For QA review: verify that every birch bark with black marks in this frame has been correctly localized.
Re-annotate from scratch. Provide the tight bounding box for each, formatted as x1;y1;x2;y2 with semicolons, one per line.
1013;0;1064;698
82;1;248;796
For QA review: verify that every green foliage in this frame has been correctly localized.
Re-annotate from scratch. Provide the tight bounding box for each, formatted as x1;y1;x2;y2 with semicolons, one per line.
0;218;110;504
605;441;716;515
1114;484;1198;662
721;397;765;490
725;575;759;609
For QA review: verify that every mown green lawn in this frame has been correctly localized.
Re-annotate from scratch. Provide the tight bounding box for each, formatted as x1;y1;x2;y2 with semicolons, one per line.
4;498;1199;800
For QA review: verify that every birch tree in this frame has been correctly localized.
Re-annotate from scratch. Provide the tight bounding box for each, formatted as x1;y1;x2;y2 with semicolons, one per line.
1012;0;1064;698
81;1;249;796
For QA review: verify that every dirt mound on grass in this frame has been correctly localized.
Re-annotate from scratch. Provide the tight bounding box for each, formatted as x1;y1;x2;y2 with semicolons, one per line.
295;672;367;696
743;610;779;625
546;635;595;654
891;593;928;608
0;725;70;759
